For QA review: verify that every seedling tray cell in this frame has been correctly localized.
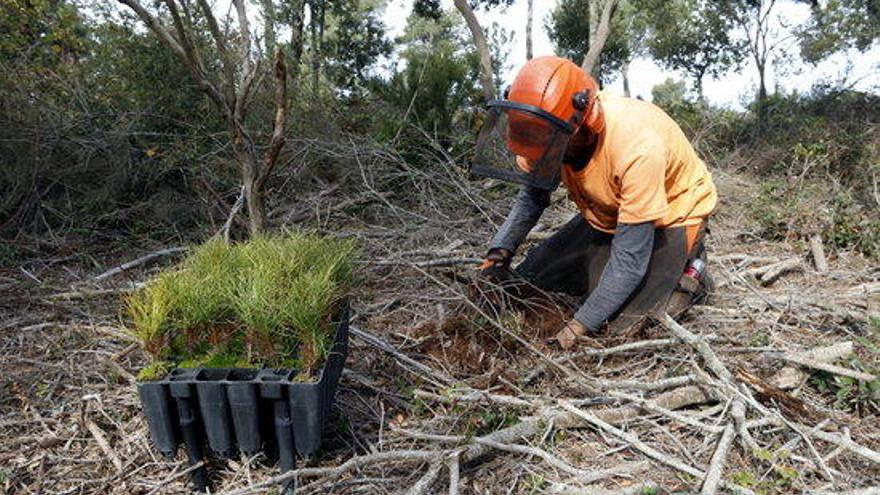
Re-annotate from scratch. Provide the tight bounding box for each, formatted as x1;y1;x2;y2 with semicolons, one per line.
137;305;350;492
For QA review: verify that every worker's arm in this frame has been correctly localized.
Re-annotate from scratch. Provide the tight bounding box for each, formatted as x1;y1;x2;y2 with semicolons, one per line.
572;222;654;331
574;135;668;330
488;184;551;255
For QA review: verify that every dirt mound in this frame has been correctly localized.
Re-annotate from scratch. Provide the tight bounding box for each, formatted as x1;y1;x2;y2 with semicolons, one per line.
405;293;570;388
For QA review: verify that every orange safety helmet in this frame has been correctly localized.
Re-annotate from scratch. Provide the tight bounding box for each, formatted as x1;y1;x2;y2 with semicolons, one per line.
487;56;602;185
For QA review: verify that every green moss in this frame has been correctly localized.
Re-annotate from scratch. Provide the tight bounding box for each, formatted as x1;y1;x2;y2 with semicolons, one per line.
128;232;356;381
731;471;757;487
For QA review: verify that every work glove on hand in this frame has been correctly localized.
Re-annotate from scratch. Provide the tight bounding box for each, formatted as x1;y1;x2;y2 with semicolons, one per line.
554;319;590;350
471;248;516;309
477;248;513;283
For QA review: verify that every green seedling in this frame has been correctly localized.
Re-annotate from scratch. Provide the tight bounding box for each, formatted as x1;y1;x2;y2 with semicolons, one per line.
137;361;173;382
126;232;356;381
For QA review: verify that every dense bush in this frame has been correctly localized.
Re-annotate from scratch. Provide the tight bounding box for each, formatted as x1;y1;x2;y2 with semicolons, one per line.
0;4;486;240
748;179;879;258
0;5;228;239
126;233;356;381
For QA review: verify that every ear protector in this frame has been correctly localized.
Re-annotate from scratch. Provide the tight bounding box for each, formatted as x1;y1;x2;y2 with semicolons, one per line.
571;91;590;111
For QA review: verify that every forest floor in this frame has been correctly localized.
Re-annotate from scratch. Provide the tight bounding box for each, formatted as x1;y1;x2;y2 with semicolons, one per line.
1;165;878;495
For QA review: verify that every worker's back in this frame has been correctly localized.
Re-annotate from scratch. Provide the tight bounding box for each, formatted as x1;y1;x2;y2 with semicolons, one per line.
561;93;718;232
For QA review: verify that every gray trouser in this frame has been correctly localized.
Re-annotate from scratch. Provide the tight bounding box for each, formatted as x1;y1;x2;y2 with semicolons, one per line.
516;215;707;331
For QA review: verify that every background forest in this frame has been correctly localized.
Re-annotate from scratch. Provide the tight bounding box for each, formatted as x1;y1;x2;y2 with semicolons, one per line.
1;1;879;494
2;0;877;255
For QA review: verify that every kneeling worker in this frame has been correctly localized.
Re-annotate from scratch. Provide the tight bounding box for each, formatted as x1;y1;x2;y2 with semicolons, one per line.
479;56;717;349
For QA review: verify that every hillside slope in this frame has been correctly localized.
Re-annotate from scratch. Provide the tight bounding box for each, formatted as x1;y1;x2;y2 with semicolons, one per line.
1;165;877;494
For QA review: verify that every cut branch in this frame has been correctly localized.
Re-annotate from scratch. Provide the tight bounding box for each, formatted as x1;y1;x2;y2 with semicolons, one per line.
94;247;188;281
558;402;757;495
700;423;736;495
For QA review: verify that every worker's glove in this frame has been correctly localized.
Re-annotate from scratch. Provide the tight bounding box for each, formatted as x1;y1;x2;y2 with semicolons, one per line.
477;248;513;283
554;319;589;350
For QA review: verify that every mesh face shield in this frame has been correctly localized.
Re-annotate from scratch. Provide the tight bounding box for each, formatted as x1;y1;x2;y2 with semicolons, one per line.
472;100;580;191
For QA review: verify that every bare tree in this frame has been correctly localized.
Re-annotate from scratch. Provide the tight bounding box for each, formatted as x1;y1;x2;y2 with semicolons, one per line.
722;0;781;124
453;0;498;160
526;0;534;60
581;0;617;76
116;0;289;236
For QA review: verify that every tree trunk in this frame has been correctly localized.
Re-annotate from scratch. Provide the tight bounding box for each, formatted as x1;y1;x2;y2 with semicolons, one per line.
622;59;631;97
118;0;286;238
526;0;534;60
756;60;768;127
243;50;287;236
243;172;266;235
453;0;498;161
453;0;494;103
262;0;276;55
695;67;706;101
588;0;599;41
287;0;306;84
581;0;616;77
233;132;267;235
309;0;325;100
757;63;767;102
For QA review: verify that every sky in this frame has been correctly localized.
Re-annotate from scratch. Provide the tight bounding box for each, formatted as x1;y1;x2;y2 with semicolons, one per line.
382;0;880;109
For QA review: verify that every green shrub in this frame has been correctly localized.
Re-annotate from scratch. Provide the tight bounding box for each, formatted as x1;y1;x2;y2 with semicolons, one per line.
126;232;357;381
748;178;879;259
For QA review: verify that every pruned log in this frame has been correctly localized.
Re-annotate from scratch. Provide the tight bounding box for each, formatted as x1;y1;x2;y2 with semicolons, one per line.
780;353;876;382
550;481;659;495
561;385;714;427
758;257;803;285
741;257;803;285
809;233;829;272
770;342;857;389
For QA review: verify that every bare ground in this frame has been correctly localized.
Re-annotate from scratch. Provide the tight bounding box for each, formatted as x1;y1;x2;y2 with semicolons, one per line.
1;166;878;495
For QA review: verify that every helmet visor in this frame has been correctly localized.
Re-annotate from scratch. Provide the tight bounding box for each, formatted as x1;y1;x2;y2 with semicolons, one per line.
471;100;577;191
506;108;571;180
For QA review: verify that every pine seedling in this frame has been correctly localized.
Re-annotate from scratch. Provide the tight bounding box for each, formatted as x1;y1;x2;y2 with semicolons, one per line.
125;272;178;359
127;232;356;380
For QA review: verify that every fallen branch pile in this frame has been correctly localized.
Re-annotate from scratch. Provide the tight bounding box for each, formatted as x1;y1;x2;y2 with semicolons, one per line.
217;307;879;495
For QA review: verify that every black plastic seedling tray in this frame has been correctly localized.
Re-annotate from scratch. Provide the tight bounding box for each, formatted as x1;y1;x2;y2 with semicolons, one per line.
137;305;349;492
